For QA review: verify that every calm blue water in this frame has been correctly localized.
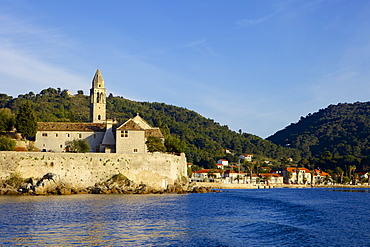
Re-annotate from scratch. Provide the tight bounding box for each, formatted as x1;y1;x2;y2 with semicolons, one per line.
1;188;370;246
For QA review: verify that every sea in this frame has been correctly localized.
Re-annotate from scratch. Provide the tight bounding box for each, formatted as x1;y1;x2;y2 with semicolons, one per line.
0;188;369;247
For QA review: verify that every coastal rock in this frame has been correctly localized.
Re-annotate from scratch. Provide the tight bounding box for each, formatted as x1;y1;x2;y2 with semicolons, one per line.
4;189;21;195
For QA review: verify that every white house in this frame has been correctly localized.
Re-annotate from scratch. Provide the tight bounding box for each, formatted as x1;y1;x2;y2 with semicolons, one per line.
239;154;253;162
217;159;228;169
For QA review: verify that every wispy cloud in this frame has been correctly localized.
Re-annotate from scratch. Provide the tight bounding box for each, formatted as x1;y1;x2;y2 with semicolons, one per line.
236;13;276;27
184;38;218;57
0;13;85;96
236;0;336;27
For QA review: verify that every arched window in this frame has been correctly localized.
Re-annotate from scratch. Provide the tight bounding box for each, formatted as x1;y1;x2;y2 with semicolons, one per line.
98;115;101;120
96;92;100;103
100;93;104;103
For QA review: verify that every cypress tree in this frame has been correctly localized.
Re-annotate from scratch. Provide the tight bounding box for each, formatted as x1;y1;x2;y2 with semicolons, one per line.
15;101;38;138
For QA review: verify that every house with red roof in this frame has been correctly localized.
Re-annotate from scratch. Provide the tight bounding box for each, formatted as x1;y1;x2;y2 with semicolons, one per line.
223;170;247;183
283;167;312;184
312;169;332;184
191;169;222;182
217;159;229;169
239;154;253;162
259;173;284;185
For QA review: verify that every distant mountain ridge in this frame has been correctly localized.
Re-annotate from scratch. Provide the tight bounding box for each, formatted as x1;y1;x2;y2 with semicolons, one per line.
0;88;301;168
267;102;370;159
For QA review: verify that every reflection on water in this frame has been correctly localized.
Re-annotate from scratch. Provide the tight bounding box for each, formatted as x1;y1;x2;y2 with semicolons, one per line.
326;189;370;193
1;194;189;246
1;189;370;246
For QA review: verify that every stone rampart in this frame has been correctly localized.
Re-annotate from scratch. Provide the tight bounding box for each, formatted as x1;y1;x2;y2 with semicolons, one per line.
0;152;187;190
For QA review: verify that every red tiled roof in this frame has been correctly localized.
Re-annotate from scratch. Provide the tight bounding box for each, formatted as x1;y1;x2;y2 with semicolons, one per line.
224;170;245;174
259;173;283;178
37;122;106;132
193;169;221;174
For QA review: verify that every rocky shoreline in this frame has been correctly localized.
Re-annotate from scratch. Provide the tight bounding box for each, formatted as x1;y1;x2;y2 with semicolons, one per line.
0;173;221;196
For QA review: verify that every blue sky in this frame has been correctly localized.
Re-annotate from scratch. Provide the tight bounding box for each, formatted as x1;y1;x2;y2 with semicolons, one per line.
1;0;370;138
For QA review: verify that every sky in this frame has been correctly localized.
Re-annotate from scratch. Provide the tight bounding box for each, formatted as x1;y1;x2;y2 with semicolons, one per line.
1;0;370;138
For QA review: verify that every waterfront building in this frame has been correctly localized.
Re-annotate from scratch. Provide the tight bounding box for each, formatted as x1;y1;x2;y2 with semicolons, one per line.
35;69;164;153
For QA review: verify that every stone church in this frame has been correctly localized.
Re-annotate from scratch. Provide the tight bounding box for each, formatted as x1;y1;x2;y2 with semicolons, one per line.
35;69;164;153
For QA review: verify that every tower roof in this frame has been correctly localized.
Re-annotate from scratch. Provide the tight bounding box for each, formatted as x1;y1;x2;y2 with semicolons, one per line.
92;69;105;88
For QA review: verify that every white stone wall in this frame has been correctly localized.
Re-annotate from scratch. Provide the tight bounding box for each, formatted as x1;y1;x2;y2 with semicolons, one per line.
0;152;187;190
35;131;105;152
115;130;147;154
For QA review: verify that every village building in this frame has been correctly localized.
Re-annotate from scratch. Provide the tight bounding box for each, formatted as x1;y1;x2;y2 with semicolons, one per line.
216;159;228;169
239;154;253;162
34;69;164;153
312;169;332;184
259;173;284;185
191;169;222;182
283;167;312;184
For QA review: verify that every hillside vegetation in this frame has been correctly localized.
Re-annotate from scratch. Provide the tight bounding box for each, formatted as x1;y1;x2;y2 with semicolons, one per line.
0;88;301;168
268;102;370;160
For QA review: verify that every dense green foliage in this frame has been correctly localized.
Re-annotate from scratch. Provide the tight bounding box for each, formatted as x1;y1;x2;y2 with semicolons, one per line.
0;88;301;168
15;101;38;138
268;102;370;157
65;139;91;153
267;102;370;171
164;135;187;154
0;136;16;151
146;136;166;153
0;108;15;131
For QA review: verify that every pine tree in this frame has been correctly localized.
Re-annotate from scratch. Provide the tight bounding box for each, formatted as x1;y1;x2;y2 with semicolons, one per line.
15;101;38;138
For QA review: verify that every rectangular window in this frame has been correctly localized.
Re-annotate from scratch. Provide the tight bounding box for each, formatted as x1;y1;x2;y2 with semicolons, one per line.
60;145;63;148
94;134;97;138
42;133;48;137
79;134;82;138
121;130;128;138
55;134;58;137
133;148;138;153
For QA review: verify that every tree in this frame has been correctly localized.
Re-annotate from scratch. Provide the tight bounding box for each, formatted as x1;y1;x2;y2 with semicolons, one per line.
0;108;15;131
335;167;344;184
15;101;38;138
146;136;166;153
0;136;16;151
246;162;255;184
165;135;186;154
65;139;90;153
348;165;356;185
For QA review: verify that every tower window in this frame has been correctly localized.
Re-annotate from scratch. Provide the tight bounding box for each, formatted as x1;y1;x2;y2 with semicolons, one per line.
98;115;101;120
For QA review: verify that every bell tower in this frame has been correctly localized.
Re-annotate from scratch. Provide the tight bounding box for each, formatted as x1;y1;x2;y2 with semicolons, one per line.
90;69;106;123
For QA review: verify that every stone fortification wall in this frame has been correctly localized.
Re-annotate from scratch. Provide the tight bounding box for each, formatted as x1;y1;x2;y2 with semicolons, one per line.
0;152;187;190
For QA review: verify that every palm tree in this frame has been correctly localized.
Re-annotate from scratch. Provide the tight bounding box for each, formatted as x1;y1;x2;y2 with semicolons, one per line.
348;165;356;185
246;162;255;184
335;167;344;184
287;171;293;184
296;167;300;184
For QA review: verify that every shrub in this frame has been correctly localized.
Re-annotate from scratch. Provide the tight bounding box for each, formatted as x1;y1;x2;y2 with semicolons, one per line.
0;136;16;151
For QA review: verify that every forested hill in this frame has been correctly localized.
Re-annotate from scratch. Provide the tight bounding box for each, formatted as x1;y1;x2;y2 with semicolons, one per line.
0;88;301;167
267;102;370;159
